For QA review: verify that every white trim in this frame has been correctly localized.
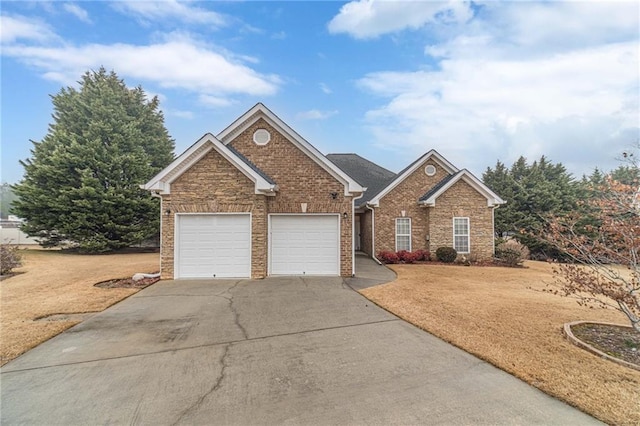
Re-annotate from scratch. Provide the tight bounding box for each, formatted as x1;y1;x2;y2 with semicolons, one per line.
395;217;412;252
217;103;363;196
365;203;380;263
425;164;436;176
253;128;271;145
369;150;458;206
491;205;498;255
419;169;505;207
174;212;252;279
143;133;277;196
453;217;470;254
267;213;341;276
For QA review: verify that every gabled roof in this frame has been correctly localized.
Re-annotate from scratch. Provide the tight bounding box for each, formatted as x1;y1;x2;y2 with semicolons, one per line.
217;103;363;196
367;150;458;207
418;169;505;207
418;172;460;202
226;144;276;185
326;153;395;206
142;133;277;195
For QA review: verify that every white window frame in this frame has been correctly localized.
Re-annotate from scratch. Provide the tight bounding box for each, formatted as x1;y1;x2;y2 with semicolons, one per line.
395;218;412;251
453;217;470;254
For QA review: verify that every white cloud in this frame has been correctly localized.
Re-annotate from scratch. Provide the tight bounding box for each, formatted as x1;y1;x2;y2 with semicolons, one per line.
0;15;58;44
483;1;639;53
3;34;281;97
198;95;234;108
320;83;332;94
62;3;91;23
166;109;195;119
349;1;639;176
111;0;228;26
296;109;338;120
328;0;472;39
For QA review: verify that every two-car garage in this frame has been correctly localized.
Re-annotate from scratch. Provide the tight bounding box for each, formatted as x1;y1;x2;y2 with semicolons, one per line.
175;214;340;279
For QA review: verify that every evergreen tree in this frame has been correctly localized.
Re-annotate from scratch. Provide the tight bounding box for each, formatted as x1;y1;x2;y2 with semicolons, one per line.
0;183;18;218
610;165;640;186
12;68;174;252
483;156;579;258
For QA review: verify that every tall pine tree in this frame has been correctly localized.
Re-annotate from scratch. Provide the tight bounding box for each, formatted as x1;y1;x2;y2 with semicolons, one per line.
12;68;174;252
483;156;579;258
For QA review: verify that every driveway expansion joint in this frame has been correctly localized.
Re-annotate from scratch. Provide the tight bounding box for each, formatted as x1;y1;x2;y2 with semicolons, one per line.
0;319;401;374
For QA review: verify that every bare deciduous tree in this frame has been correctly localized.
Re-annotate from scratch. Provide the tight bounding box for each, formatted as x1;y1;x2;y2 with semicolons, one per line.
545;176;640;332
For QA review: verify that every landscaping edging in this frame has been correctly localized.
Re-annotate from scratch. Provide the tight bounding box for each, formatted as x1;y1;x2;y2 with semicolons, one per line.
563;321;640;371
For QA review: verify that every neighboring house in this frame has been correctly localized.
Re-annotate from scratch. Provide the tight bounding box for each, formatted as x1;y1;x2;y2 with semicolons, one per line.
144;103;504;280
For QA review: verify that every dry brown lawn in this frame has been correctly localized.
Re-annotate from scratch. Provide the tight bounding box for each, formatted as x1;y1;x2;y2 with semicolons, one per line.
0;249;159;366
361;261;640;426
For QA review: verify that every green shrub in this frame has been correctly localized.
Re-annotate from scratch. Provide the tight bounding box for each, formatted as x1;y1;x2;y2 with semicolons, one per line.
0;245;22;275
495;239;529;267
435;246;457;263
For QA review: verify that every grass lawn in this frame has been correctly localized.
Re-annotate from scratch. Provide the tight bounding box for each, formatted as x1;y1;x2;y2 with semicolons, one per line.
0;249;159;366
361;261;640;426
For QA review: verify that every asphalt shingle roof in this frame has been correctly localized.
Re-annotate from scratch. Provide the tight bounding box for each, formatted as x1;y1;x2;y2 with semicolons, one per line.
226;144;276;185
326;153;396;206
418;171;461;203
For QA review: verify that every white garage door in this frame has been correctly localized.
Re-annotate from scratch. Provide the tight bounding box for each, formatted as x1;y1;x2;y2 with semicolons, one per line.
270;215;339;276
176;214;250;278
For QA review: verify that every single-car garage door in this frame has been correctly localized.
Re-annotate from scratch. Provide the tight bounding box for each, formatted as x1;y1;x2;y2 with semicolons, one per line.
176;214;251;278
270;214;339;276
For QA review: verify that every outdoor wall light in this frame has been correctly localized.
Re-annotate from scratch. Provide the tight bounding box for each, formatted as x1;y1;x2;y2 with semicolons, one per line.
165;209;171;216
343;212;348;220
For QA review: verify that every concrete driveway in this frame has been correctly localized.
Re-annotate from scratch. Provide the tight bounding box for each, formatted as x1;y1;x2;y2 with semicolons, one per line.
1;263;599;425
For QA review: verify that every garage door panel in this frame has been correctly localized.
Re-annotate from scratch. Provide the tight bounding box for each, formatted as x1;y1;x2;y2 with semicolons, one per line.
270;215;339;276
177;214;250;278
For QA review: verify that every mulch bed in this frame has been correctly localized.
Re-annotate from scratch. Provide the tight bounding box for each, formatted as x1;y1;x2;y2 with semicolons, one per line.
571;323;639;367
94;276;160;289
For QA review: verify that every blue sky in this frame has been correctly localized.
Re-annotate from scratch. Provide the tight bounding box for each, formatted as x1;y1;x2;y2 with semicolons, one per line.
1;0;638;185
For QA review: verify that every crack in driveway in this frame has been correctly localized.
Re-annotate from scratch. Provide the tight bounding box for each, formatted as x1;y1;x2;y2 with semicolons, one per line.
214;280;249;340
170;343;231;425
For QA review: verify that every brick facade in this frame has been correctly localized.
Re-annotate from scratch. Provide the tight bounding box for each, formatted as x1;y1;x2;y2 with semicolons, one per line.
160;117;354;279
160;149;268;279
227;119;353;277
375;159;448;254
370;159;496;261
151;105;499;278
428;180;495;260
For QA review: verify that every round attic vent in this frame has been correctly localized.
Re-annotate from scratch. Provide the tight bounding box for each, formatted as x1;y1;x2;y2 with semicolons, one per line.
253;128;271;145
425;164;436;176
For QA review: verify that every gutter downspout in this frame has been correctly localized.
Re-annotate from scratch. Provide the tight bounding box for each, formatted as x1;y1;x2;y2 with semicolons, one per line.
150;191;163;277
365;203;382;265
351;192;364;277
491;204;500;256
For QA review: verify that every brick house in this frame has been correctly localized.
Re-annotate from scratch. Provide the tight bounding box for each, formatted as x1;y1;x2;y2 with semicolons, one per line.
144;103;504;279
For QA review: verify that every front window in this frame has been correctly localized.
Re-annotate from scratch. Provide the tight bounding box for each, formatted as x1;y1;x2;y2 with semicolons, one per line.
396;218;411;251
453;217;470;253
